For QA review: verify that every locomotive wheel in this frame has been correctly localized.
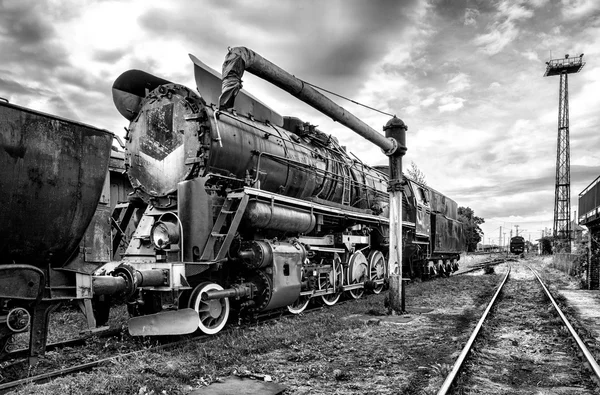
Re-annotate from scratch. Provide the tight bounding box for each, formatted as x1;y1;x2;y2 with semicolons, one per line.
367;250;386;294
347;251;368;299
319;254;344;306
451;259;459;272
438;260;447;277
188;282;230;335
287;295;311;314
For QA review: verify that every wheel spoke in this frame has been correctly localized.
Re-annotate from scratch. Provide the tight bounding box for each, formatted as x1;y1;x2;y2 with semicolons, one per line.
188;282;230;335
320;254;343;306
347;251;367;299
288;296;310;314
368;250;385;294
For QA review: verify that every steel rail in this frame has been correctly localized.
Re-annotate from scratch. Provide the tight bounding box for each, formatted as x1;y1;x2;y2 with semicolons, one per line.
437;265;511;395
454;258;507;276
529;266;600;381
0;333;210;393
3;328;120;362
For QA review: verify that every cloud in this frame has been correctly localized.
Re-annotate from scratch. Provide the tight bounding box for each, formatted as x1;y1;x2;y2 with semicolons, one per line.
438;95;465;112
464;8;480;26
473;20;520;55
560;0;599;19
523;50;540;61
473;0;536;55
447;73;471;92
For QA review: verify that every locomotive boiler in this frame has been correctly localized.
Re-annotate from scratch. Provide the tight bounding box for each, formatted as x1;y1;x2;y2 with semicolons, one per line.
102;48;464;336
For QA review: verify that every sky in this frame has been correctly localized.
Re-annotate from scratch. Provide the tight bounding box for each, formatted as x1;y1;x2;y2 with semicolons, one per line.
1;0;599;246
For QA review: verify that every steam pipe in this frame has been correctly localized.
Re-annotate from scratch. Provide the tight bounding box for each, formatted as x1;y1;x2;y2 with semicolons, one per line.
202;284;255;301
93;266;168;297
218;47;397;155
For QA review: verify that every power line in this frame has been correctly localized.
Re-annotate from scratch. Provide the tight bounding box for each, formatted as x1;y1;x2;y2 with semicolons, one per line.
299;79;396;117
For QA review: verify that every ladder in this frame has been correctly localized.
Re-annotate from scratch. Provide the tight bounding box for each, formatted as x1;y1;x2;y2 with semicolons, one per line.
200;192;249;261
110;201;144;259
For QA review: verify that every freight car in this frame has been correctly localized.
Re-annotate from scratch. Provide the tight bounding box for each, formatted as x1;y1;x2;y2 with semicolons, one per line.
510;236;525;254
100;47;465;336
0;100;114;362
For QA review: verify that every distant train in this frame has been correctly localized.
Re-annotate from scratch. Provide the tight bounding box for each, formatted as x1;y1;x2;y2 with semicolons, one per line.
510;236;525;254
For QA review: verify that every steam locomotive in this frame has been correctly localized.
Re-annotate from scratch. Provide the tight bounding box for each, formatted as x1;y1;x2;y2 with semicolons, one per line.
0;48;464;362
102;48;465;336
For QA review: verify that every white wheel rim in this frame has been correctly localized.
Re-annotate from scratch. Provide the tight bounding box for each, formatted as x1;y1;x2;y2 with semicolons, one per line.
368;250;385;294
348;251;367;299
287;297;310;314
190;282;230;335
320;255;343;306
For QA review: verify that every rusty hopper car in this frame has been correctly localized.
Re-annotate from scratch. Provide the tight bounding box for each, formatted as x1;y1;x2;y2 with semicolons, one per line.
0;100;113;362
97;48;465;337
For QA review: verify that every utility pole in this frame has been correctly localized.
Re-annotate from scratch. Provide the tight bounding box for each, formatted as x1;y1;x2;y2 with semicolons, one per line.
544;53;585;252
515;225;519;237
384;118;407;314
499;226;502;251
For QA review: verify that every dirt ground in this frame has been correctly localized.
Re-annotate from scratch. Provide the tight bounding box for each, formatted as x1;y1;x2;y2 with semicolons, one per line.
7;253;590;395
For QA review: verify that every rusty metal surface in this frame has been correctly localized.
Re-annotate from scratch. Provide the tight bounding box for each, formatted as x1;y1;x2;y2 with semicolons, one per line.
202;109;388;211
0;264;44;300
125;84;203;207
433;213;464;253
121;79;388;213
429;187;458;220
0;101;113;267
112;69;173;121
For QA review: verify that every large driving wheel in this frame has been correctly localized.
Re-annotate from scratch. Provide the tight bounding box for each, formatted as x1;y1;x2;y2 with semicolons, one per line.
188;282;230;335
319;253;344;306
287;295;311;314
346;251;368;299
368;250;386;294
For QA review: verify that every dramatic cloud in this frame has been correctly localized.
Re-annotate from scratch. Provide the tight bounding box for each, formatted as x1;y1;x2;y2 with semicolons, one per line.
0;0;597;244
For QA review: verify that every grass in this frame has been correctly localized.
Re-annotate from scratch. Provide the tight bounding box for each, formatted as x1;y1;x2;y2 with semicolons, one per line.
6;263;547;395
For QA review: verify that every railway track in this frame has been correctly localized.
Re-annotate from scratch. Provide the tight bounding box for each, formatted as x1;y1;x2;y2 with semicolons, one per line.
438;262;600;394
455;257;515;276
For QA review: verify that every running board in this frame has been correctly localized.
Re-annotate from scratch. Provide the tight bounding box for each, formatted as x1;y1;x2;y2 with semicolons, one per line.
128;308;199;336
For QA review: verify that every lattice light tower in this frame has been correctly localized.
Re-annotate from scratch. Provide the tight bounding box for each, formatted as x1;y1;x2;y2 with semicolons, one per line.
544;54;585;252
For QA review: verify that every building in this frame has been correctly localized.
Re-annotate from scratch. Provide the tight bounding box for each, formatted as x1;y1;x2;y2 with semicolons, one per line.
578;175;600;289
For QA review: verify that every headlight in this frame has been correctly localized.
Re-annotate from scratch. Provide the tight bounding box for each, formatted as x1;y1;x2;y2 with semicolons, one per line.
150;218;180;250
